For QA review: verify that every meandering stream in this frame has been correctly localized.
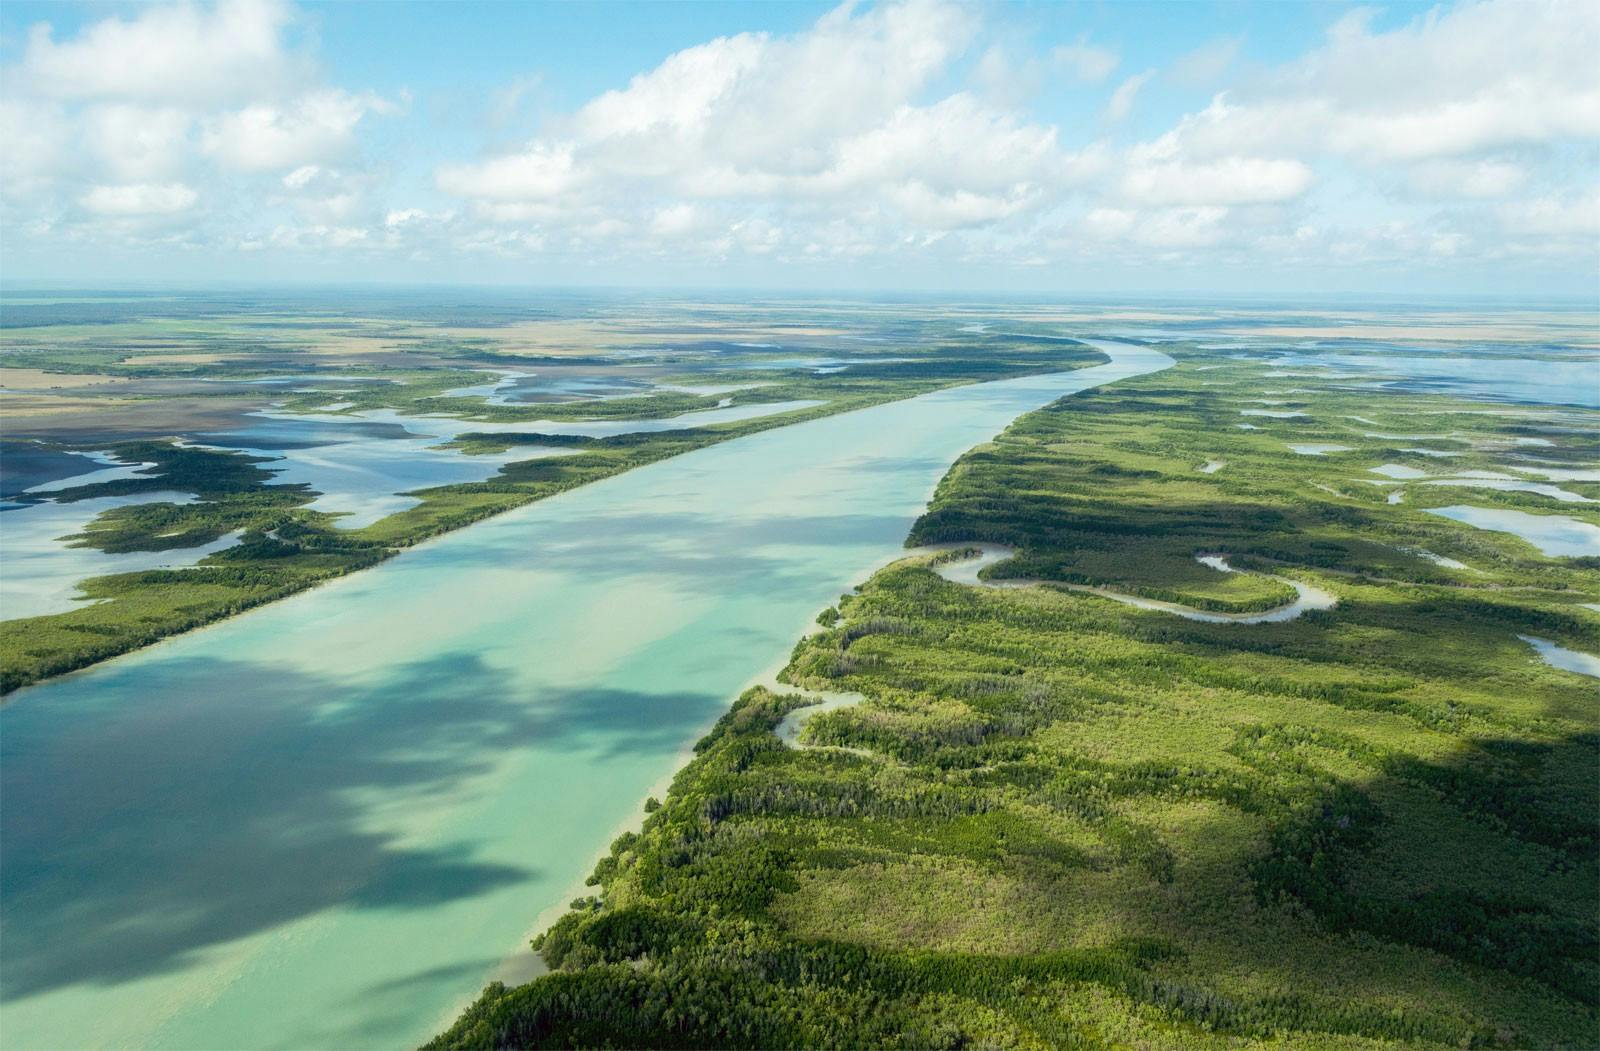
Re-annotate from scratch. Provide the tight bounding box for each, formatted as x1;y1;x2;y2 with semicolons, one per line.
925;544;1338;624
0;341;1170;1050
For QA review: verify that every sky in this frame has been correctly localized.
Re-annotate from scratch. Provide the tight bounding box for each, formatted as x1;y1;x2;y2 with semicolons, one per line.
0;0;1597;296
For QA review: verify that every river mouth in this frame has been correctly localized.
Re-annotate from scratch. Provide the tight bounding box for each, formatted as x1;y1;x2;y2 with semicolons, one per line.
0;341;1170;1051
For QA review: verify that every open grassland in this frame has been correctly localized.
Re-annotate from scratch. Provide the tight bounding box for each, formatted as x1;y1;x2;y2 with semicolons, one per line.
431;351;1599;1050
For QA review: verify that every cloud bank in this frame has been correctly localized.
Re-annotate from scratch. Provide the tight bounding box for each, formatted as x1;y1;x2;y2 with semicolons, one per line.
2;0;1596;288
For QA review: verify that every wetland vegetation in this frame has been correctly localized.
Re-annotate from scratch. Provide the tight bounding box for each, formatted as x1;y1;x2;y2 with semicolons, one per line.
433;346;1600;1050
1;293;1104;693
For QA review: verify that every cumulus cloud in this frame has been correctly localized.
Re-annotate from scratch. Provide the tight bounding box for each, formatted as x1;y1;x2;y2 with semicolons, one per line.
436;141;581;200
435;0;1070;252
16;0;304;104
0;0;396;247
0;99;72;192
80;182;198;216
1149;1;1600;164
1121;154;1313;206
1087;0;1598;268
1500;190;1600;237
2;0;1595;282
203;90;390;171
82;105;193;182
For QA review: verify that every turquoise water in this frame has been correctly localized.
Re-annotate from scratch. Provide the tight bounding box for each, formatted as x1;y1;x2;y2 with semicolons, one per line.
0;399;826;618
0;342;1169;1050
199;399;824;527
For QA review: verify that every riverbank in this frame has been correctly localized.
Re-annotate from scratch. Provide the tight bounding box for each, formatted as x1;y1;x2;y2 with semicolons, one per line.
432;348;1598;1049
0;342;1170;1050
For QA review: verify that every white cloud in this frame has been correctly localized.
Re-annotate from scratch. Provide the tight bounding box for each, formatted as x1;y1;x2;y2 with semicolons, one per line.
17;0;303;104
650;203;702;237
384;208;430;227
1105;71;1154;123
267;222;372;250
1122;155;1313;206
80;182;198;216
886;183;1036;228
420;0;1596;274
1168;36;1241;86
576;33;767;143
1152;1;1600;163
0;99;72;192
436;141;580;200
814;94;1060;197
1500;190;1600;237
275;165;371;223
282;165;322;190
203;90;388;172
1052;37;1119;83
3;0;1595;284
1;0;399;248
436;0;1053;239
1407;157;1528;198
83;105;192;182
1084;0;1598;269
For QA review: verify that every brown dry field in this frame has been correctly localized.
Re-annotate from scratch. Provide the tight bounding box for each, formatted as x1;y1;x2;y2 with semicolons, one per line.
118;353;233;365
0;368;137;390
0;394;261;439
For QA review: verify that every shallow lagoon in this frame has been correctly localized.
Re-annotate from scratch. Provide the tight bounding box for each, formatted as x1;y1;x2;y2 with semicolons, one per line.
1425;505;1600;557
0;492;242;620
1267;351;1600;409
0;397;830;616
1519;635;1600;678
195;398;824;527
0;342;1169;1050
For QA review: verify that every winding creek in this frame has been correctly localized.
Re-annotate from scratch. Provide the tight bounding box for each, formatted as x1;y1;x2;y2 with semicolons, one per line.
923;543;1338;624
771;538;1345;753
0;342;1171;1050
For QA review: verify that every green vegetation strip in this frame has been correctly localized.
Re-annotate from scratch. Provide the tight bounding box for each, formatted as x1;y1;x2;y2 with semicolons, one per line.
430;353;1599;1049
1;335;1103;693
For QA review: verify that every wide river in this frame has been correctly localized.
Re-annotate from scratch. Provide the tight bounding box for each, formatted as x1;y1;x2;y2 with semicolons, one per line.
0;341;1169;1050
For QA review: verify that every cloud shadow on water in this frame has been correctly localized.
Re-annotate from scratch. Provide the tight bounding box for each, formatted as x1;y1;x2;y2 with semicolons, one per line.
0;650;717;1002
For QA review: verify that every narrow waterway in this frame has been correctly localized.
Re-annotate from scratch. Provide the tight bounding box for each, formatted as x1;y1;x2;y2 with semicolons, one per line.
0;342;1169;1050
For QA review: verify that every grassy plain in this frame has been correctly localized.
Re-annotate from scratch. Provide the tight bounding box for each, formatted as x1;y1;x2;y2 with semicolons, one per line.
431;351;1600;1049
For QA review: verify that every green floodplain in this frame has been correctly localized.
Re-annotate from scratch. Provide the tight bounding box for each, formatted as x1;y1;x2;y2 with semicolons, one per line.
432;350;1600;1049
2;294;1598;1050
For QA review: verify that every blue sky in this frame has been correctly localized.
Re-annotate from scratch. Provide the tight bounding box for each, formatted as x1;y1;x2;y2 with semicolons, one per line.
1;0;1596;295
